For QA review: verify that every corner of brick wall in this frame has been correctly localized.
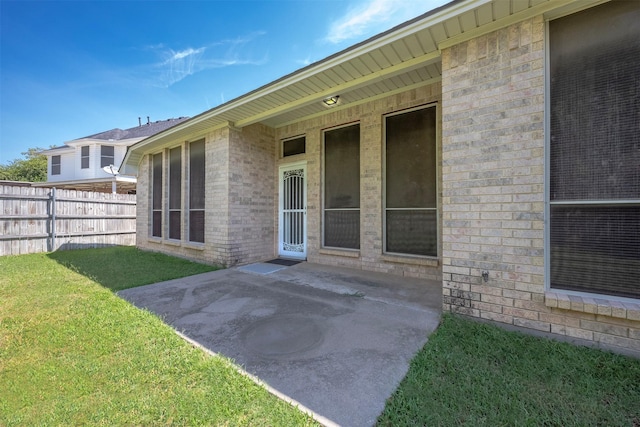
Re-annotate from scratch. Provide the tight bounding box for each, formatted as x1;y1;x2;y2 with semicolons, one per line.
440;15;640;356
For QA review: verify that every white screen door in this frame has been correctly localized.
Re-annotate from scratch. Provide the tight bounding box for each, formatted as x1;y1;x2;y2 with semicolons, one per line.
278;162;307;259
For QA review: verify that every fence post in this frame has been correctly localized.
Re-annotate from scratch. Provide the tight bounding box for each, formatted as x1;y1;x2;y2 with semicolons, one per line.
49;187;56;252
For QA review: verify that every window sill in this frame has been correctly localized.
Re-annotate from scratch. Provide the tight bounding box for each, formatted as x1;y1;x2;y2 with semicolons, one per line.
164;239;182;247
184;242;205;251
381;253;439;267
545;292;640;321
319;248;360;258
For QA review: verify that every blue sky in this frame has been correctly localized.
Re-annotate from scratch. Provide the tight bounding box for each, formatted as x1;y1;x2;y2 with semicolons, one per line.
0;0;448;164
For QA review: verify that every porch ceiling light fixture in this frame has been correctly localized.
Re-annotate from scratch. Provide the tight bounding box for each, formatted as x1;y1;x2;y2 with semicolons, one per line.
322;95;340;107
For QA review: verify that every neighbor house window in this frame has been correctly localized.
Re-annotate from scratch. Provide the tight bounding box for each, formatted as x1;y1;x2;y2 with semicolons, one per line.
101;145;114;168
323;124;360;249
81;146;90;169
548;1;640;299
189;139;205;243
51;155;61;175
282;136;305;157
384;105;437;257
151;153;163;238
169;146;181;240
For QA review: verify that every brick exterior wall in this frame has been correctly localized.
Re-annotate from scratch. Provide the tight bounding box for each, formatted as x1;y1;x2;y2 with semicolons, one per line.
441;15;640;356
277;82;442;282
135;123;276;267
137;86;445;282
132;8;639;356
227;124;276;265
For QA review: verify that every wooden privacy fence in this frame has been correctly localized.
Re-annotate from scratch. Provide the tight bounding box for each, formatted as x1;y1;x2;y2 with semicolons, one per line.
0;183;136;256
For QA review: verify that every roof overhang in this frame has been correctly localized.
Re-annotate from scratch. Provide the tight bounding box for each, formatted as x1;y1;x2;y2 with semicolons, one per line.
66;137;144;146
121;0;582;175
32;176;137;194
40;145;73;155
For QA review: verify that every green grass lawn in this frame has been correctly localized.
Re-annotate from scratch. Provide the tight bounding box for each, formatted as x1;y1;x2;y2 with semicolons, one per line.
46;245;219;292
0;247;317;426
378;314;640;426
2;247;640;426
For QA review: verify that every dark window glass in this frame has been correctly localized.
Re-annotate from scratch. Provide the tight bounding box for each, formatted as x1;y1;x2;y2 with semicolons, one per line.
189;139;205;243
549;1;640;299
386;210;437;256
324;211;360;249
81;146;89;169
151;153;162;237
550;2;640;202
324;124;360;249
385;106;437;256
169;147;181;240
550;206;639;299
283;136;306;157
52;155;61;175
189;211;205;244
152;211;162;238
100;146;115;168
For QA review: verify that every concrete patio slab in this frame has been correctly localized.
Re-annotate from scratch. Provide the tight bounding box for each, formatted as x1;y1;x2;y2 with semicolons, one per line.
238;262;287;275
118;262;442;427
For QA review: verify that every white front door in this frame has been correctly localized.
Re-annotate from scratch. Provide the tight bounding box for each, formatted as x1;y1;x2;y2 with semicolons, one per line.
278;162;307;259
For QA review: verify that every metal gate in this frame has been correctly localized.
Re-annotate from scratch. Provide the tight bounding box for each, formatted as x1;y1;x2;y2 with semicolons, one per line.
278;163;306;259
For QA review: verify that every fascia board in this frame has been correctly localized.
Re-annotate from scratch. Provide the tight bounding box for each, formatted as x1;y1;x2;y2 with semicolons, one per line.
40;146;73;155
65;139;93;146
101;137;144;146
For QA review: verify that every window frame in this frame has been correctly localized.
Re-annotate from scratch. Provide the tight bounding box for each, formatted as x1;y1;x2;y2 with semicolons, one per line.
151;152;163;238
322;122;361;250
168;146;182;241
543;3;640;302
188;139;205;244
382;103;439;258
100;145;115;168
81;146;90;169
282;135;306;158
51;155;61;175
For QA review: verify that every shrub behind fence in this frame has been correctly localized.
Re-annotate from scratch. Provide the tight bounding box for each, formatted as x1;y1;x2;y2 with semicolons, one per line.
0;183;136;256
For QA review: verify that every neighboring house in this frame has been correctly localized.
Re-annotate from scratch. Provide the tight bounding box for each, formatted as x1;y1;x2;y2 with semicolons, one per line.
122;0;640;356
36;117;189;194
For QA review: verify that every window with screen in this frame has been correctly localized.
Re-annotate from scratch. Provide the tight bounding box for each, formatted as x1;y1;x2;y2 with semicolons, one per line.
151;153;163;238
385;106;437;257
52;155;61;175
549;1;640;299
169;146;181;240
283;136;305;157
81;146;90;169
324;124;360;249
189;139;205;243
101;146;114;168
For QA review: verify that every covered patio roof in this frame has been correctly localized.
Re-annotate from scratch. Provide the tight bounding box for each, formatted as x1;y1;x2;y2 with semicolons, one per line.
122;0;587;175
32;176;137;194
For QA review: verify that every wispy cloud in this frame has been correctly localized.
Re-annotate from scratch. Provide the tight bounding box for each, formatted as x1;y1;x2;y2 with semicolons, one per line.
145;32;268;87
325;0;447;44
